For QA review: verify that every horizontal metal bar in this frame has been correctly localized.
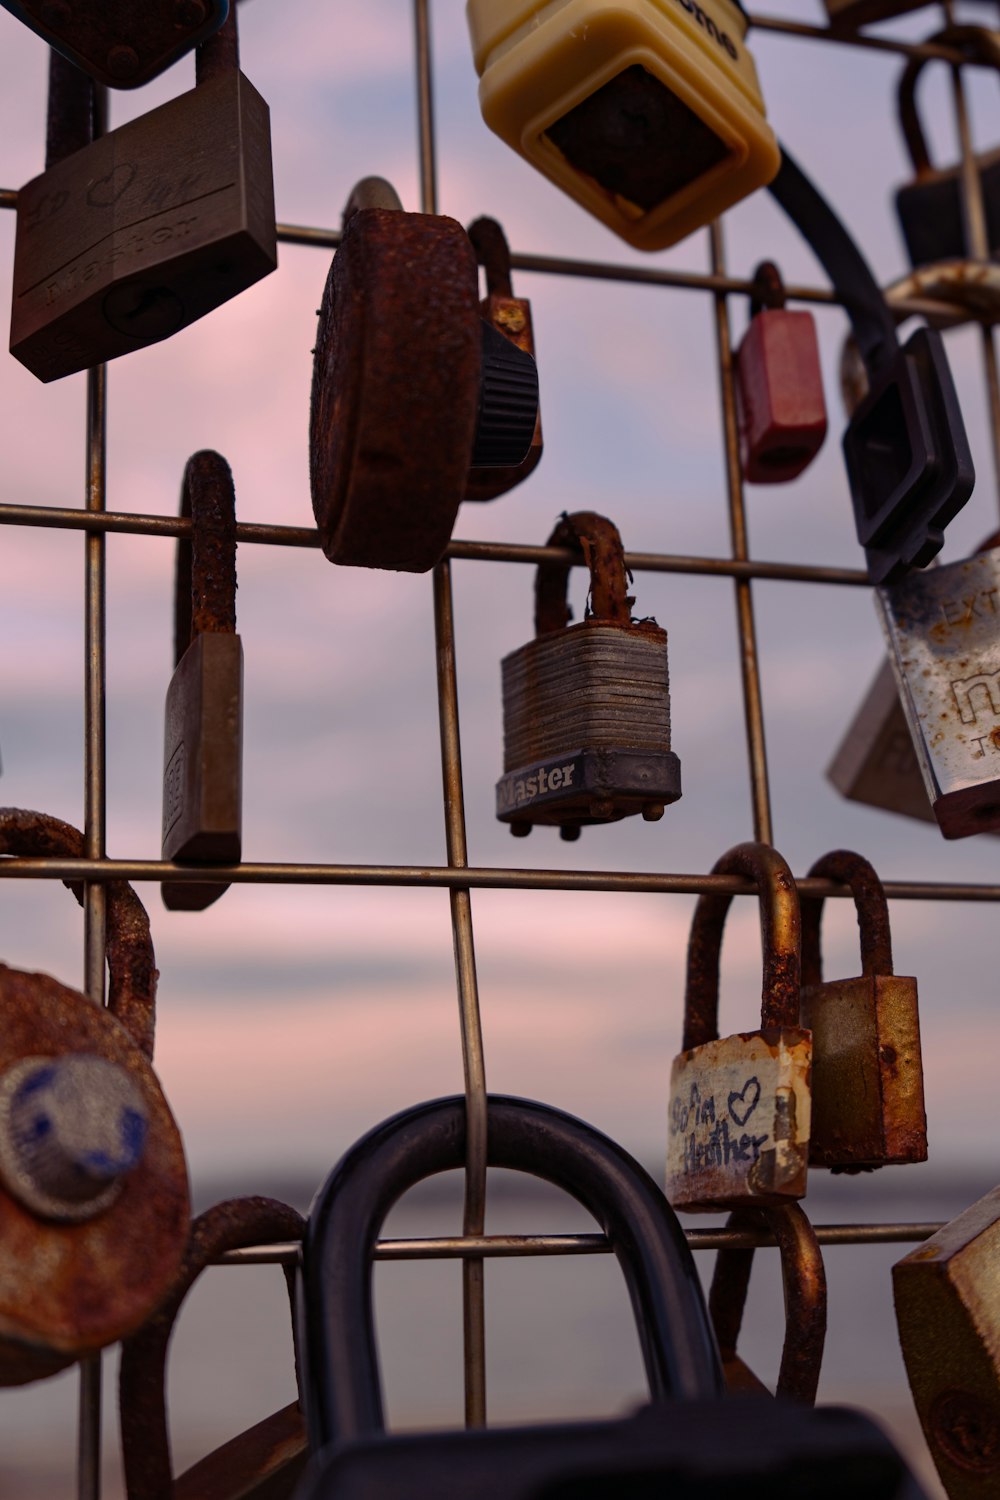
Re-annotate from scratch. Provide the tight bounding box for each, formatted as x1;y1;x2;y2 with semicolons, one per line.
748;14;973;61
218;1221;942;1267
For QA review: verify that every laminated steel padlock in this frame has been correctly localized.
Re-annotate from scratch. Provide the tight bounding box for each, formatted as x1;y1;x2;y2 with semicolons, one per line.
10;5;276;383
0;808;189;1386
120;1196;307;1500
310;178;538;573
894;1185;1000;1499
496;511;681;839
161;450;242;913
709;1202;826;1403
463;216;543;502
0;0;229;88
465;0;781;252
295;1093;927;1499
666;842;812;1213
800;850;927;1171
734;261;827;484
895;26;1000;272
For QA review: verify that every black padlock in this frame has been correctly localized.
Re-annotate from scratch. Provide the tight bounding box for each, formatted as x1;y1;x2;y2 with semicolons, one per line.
294;1093;929;1499
1;0;229;89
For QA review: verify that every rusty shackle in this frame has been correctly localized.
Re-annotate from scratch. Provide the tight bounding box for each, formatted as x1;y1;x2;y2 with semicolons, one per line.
467;215;514;299
174;450;238;668
800;849;894;989
682;843;802;1053
534;512;635;638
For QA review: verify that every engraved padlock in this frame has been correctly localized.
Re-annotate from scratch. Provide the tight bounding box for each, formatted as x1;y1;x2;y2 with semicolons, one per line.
466;0;780;252
1;0;229;88
496;511;681;840
161;450;242;912
894;1185;1000;1499
10;5;276;383
463;216;543;502
310;177;538;574
734;260;827;484
709;1202;826;1403
800;849;927;1171
666;842;812;1213
0;808;189;1386
120;1196;307;1500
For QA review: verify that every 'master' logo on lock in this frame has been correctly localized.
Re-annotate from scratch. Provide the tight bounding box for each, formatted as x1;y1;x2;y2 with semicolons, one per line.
496;755;581;814
672;0;741;60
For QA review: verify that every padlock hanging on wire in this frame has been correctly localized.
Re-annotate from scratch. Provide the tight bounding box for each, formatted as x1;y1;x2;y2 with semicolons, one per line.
0;0;230;88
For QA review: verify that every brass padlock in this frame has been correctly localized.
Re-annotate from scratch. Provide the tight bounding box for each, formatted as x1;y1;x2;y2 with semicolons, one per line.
161;450;242;913
120;1196;307;1500
463;216;543;503
666;842;811;1213
10;6;276;383
496;511;681;840
894;1186;1000;1498
800;849;927;1171
0;807;189;1386
1;0;229;88
709;1202;826;1403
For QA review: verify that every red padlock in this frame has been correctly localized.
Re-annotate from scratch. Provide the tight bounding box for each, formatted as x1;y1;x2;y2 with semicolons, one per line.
735;262;828;485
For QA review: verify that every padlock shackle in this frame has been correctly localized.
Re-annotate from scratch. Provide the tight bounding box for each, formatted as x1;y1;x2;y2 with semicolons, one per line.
45;50;101;170
196;0;238;85
748;260;786;319
708;1202;826;1405
120;1196;305;1500
682;842;802;1052
534;512;633;637
174;450;238;666
897;25;1000;181
467;216;514;299
299;1094;723;1451
342;177;405;221
0;807;157;1060
800;849;894;988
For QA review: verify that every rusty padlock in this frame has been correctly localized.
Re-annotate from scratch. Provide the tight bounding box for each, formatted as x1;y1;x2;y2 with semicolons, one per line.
161;450;242;913
310;178;538;574
709;1202;826;1404
1;0;229;88
496;512;681;839
666;842;811;1214
894;1186;1000;1498
800;850;927;1172
0;807;189;1386
10;6;276;383
734;261;827;484
120;1196;307;1500
464;217;543;502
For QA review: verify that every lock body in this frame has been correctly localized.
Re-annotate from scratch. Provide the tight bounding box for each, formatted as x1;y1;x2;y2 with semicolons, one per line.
466;0;780;251
11;66;276;382
827;660;938;824
0;0;230;88
897;152;1000;270
877;546;1000;837
735;307;827;483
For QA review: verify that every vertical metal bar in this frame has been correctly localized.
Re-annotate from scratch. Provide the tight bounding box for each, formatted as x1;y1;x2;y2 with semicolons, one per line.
709;221;773;845
413;0;438;215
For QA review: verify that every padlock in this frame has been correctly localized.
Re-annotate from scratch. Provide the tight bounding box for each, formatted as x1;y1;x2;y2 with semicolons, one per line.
161;449;242;913
495;511;681;840
295;1092;928;1499
463;217;543;502
708;1202;826;1403
120;1196;307;1500
894;1185;1000;1498
734;260;827;484
895;26;1000;271
310;178;538;573
800;849;927;1171
10;5;276;383
666;842;812;1213
0;807;189;1386
1;0;229;89
465;0;781;252
827;658;940;824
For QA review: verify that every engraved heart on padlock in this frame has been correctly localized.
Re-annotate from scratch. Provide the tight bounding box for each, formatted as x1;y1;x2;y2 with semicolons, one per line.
728;1078;761;1128
86;163;137;209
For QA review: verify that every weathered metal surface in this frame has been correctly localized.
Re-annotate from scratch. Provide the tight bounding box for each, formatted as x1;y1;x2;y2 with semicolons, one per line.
2;0;229;89
709;1201;827;1404
735;260;827;484
827;658;939;823
174;1403;307;1500
309;197;481;572
894;1185;1000;1497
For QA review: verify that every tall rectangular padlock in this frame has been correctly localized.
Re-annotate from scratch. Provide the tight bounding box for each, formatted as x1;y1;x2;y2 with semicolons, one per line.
10;6;275;382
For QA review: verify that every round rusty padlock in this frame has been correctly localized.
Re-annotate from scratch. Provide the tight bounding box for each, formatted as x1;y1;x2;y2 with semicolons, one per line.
708;1201;827;1404
0;808;189;1387
121;1197;306;1500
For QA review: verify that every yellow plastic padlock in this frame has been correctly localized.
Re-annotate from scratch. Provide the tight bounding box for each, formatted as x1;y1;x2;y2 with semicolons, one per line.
466;0;780;251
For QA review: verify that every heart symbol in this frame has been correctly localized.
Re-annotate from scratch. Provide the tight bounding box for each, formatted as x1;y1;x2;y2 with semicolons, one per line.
87;162;136;208
728;1077;761;1128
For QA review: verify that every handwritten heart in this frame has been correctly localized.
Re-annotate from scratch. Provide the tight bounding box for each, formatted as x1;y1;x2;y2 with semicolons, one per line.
87;162;136;208
728;1077;761;1128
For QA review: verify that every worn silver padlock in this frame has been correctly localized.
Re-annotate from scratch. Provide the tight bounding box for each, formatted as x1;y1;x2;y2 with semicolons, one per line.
827;658;937;825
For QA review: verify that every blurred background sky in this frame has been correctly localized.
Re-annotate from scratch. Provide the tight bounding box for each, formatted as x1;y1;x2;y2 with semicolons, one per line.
1;1;1000;1495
